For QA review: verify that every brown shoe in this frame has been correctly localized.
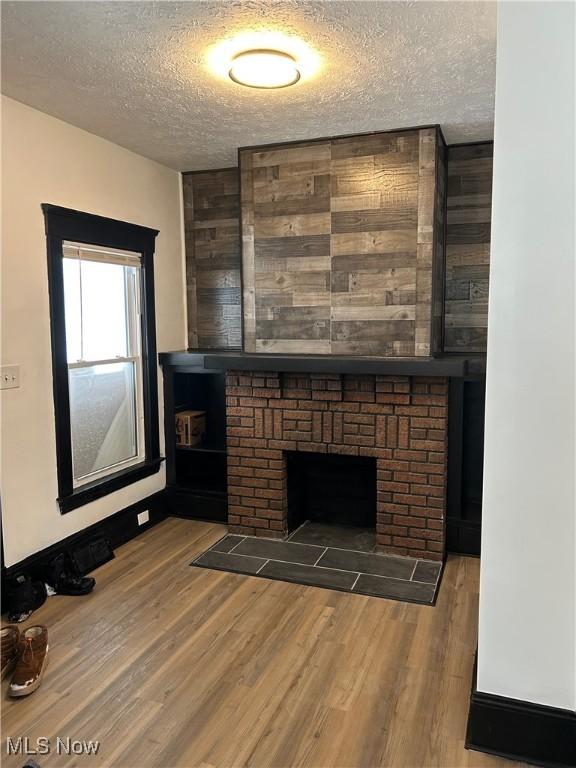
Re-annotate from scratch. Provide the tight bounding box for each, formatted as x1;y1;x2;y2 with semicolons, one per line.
9;625;49;697
1;626;20;679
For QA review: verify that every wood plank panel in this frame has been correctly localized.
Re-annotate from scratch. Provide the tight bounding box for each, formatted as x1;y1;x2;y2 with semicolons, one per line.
252;142;331;167
240;128;444;356
331;129;425;356
241;141;332;352
182;169;242;349
254;212;331;238
415;129;437;356
444;143;493;353
432;139;448;355
331;230;418;256
331;208;418;233
241;152;256;352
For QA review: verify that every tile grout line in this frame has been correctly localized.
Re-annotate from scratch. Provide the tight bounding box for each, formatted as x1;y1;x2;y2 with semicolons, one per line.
285;520;309;542
231;533;324;553
204;533;440;590
285;536;376;554
198;558;437;596
200;549;437;585
350;572;362;591
269;558;365;576
225;537;247;555
196;558;436;605
312;547;329;567
195;551;438;600
206;551;318;568
205;550;379;578
238;532;425;566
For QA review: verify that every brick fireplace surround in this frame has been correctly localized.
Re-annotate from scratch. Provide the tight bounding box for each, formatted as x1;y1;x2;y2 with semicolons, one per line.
225;372;449;561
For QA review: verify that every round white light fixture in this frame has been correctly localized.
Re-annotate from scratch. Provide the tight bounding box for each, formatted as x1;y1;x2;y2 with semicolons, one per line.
228;49;301;89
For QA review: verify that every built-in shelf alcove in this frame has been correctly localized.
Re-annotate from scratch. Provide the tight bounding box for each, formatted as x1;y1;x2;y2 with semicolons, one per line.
163;367;229;522
173;371;227;496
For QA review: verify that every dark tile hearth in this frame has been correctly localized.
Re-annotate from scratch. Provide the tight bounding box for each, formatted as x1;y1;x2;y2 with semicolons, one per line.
287;522;377;553
210;534;245;553
354;574;437;602
413;560;442;584
191;530;442;605
261;560;358;591
317;548;415;580
195;549;267;575
232;536;322;565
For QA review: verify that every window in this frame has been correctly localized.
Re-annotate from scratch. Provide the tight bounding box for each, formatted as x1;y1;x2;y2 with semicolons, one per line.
63;244;144;485
43;205;161;512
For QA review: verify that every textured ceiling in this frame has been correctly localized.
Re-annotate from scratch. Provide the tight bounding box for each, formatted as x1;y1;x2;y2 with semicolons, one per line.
1;1;496;171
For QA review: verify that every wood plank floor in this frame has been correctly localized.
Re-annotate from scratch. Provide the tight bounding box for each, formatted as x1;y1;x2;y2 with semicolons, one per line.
1;518;519;768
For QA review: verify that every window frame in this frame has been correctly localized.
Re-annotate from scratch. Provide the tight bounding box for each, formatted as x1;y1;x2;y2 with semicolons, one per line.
43;205;162;513
63;244;145;487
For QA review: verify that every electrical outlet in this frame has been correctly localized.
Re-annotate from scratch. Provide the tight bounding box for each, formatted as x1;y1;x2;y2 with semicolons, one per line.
137;510;149;526
0;365;20;390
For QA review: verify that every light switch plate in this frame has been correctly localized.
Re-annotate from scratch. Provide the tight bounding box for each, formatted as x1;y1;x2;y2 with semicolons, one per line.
0;365;20;390
137;510;149;526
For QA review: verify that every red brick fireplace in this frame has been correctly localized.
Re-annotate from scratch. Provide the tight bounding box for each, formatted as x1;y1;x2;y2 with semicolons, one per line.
225;371;449;561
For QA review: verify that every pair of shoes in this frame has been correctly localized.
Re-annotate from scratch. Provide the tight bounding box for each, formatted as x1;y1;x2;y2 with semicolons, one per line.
5;574;47;623
45;553;95;596
1;625;49;697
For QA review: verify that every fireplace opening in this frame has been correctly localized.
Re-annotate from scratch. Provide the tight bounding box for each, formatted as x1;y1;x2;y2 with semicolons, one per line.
286;451;377;550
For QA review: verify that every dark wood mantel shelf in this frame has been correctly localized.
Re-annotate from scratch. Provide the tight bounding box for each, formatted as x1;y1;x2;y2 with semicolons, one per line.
159;350;485;377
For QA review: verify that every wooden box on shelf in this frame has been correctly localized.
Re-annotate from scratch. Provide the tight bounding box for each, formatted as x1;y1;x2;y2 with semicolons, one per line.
175;410;206;447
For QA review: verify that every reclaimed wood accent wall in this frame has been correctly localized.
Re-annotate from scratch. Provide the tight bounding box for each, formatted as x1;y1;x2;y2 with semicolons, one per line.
444;143;493;353
240;127;446;357
182;169;242;349
433;142;448;355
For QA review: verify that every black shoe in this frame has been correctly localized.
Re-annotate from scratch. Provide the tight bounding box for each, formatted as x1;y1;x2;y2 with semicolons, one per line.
45;552;95;596
6;573;47;622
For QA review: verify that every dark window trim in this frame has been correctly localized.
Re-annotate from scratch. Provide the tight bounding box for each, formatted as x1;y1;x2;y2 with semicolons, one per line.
43;204;162;513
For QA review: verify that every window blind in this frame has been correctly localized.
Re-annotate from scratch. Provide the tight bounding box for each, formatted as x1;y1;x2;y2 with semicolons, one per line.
63;241;141;268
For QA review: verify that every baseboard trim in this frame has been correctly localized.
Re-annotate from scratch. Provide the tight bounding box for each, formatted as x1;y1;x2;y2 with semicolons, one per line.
4;491;167;577
467;677;576;767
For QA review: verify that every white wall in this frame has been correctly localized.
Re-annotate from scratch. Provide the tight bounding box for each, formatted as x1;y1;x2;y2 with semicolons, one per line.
478;1;575;710
1;96;186;567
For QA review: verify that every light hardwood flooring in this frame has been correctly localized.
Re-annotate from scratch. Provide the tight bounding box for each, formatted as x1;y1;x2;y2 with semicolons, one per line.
1;518;518;768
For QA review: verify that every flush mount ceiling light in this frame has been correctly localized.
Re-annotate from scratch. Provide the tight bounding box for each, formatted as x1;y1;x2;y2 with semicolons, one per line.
229;49;300;89
207;32;320;89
